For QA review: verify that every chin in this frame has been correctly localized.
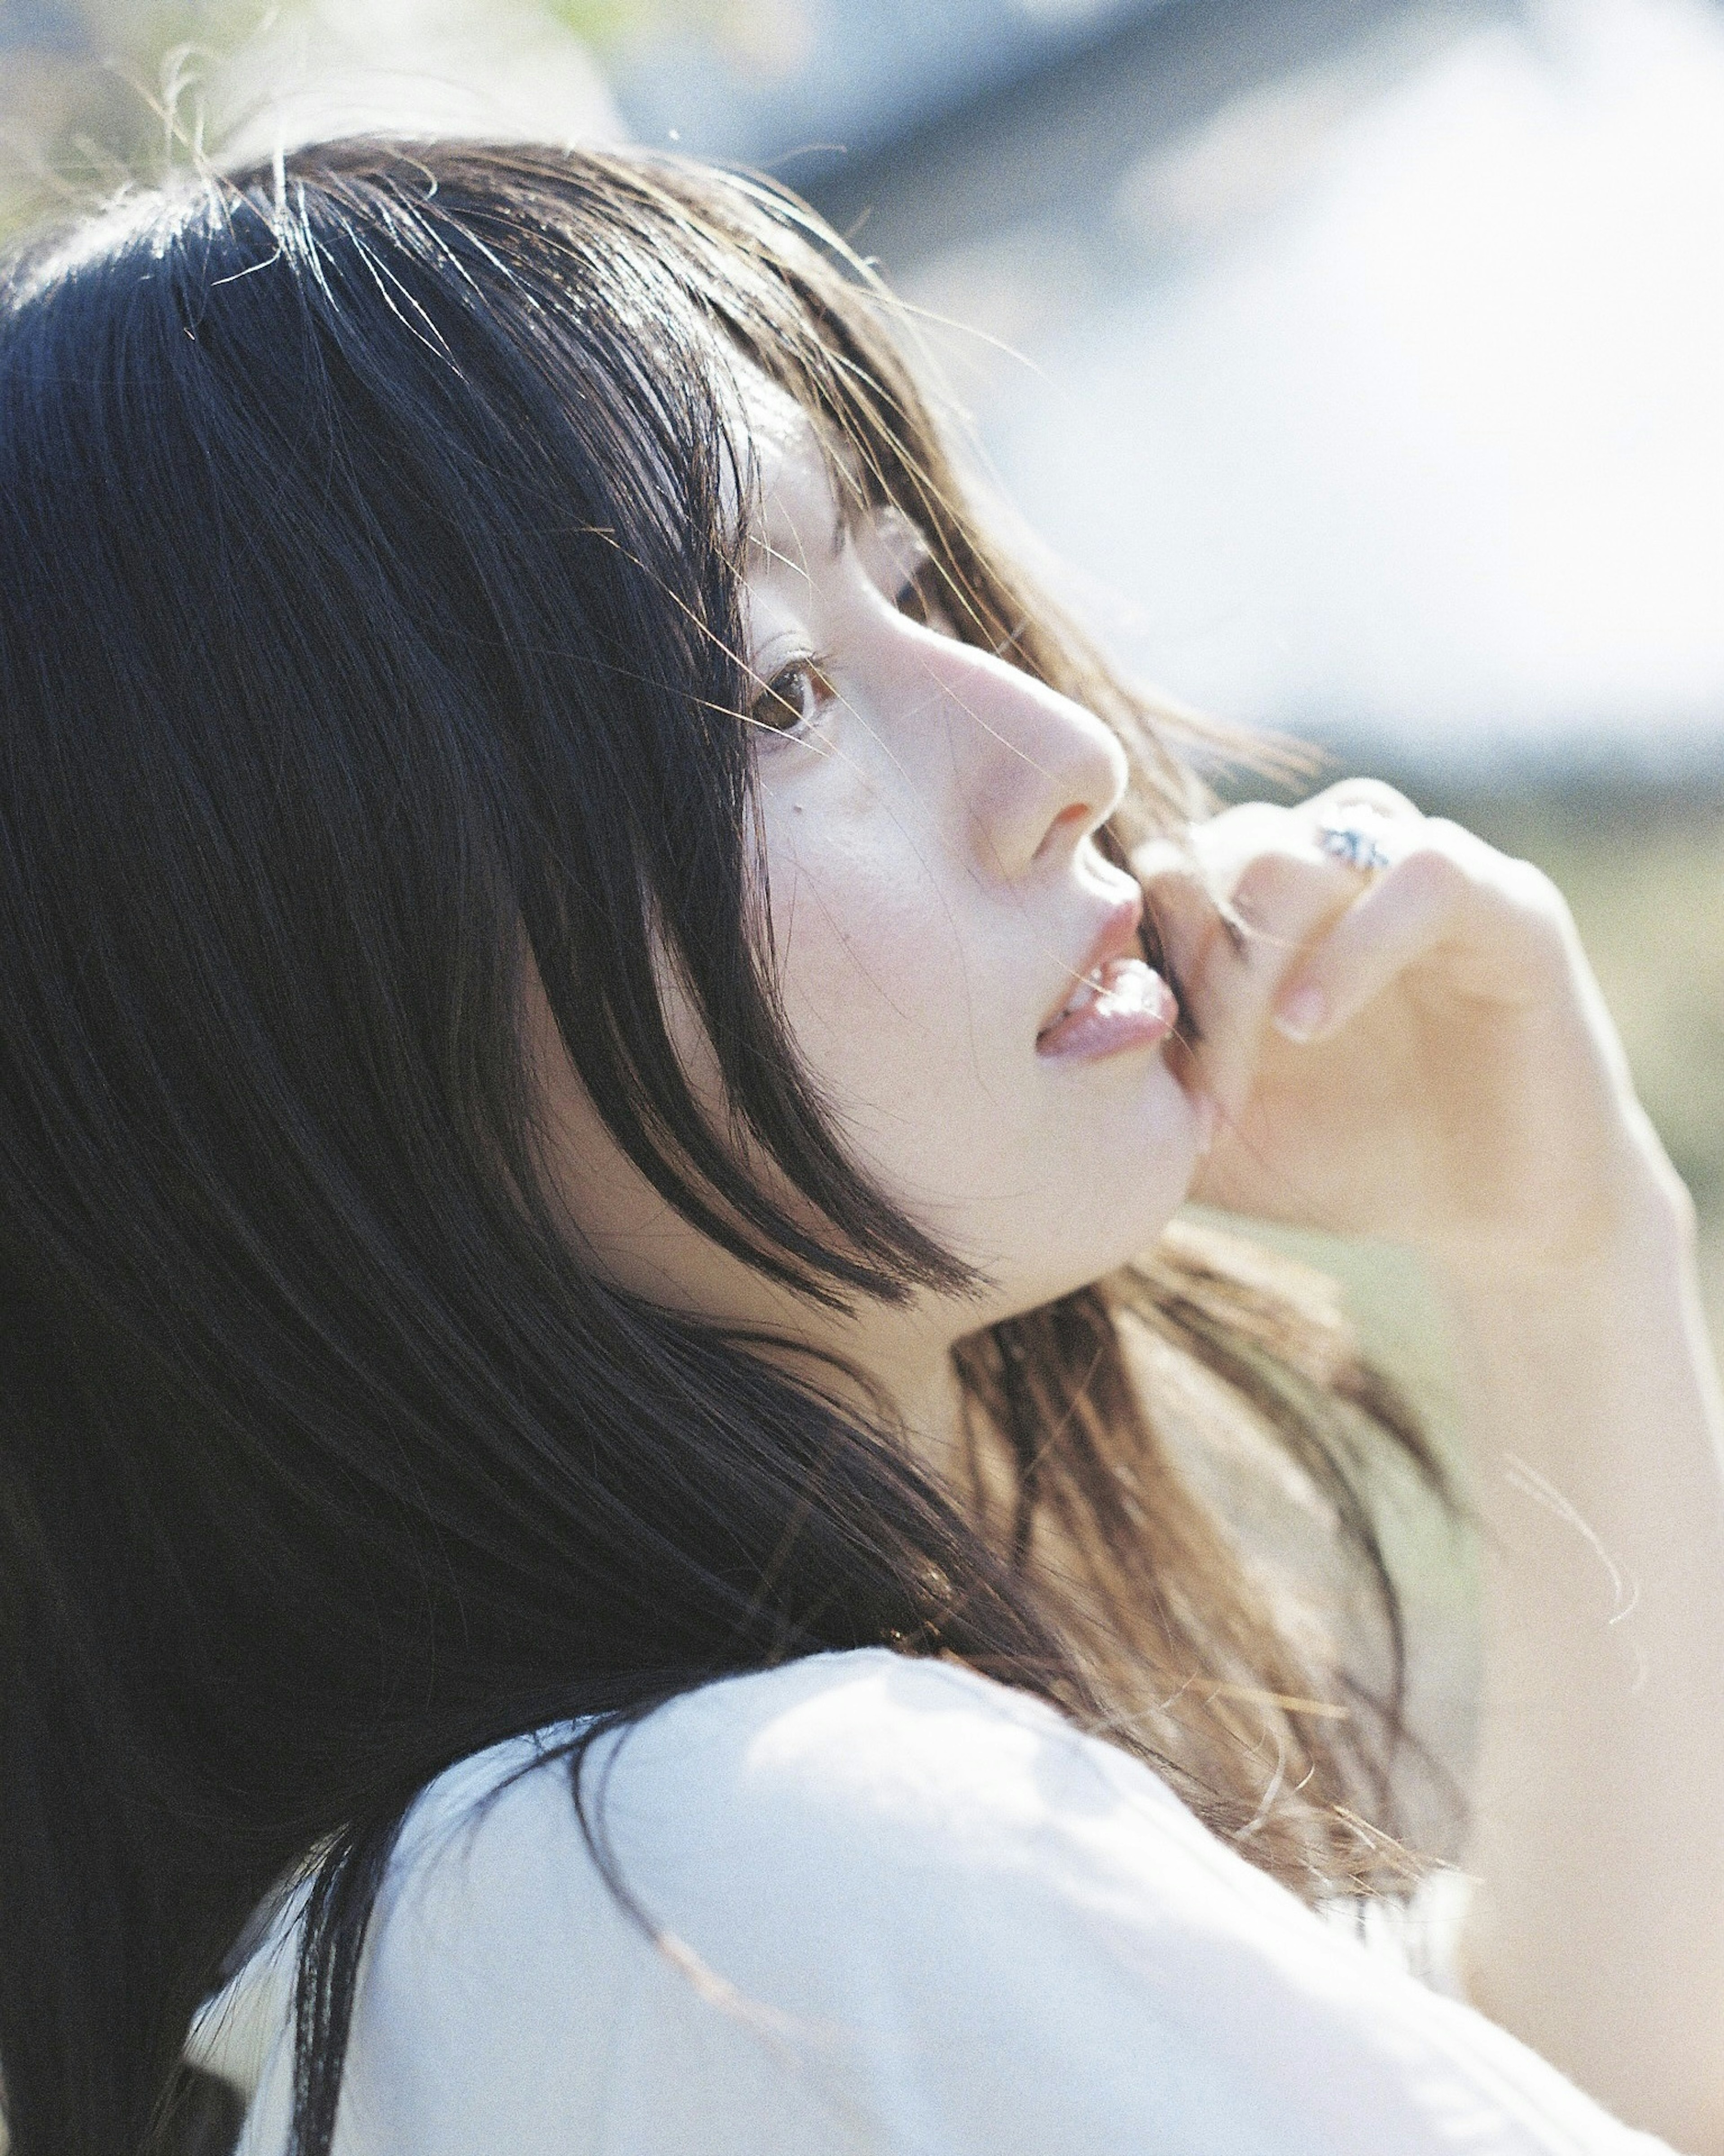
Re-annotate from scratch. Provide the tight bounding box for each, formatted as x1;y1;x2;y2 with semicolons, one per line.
968;1146;1199;1321
1073;1055;1201;1188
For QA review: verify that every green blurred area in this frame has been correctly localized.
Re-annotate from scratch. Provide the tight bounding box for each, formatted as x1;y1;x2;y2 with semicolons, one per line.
1474;777;1724;1344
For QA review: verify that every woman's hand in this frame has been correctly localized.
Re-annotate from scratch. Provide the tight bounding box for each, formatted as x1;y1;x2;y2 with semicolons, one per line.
1136;779;1684;1276
1144;782;1724;2150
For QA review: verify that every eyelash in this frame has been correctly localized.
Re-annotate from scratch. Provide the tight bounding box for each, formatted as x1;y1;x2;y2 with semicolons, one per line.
747;655;836;736
745;559;957;739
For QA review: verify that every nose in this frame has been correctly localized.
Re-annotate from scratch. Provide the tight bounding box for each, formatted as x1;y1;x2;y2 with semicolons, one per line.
914;634;1129;881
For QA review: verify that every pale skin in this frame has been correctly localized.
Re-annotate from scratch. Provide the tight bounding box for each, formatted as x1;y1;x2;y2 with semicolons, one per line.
533;375;1724;2149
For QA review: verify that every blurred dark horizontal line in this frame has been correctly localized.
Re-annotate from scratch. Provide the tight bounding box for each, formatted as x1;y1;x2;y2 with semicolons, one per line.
788;0;1523;272
613;0;1178;177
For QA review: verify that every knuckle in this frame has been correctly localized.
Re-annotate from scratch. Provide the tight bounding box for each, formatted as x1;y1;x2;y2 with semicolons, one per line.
1413;822;1569;922
1316;776;1420;821
1129;835;1194;887
1502;851;1566;917
1188;801;1291;873
1385;824;1579;975
1387;842;1469;904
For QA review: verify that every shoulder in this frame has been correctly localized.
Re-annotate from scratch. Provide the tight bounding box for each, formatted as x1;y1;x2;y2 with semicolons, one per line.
357;1649;1197;2045
385;1648;1200;1940
210;1650;1671;2156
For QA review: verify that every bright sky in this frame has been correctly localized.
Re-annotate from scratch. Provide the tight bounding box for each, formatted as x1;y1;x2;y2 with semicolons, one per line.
970;0;1724;756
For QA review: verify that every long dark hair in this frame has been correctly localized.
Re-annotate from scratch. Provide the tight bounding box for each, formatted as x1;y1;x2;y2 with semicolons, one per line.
0;140;1447;2156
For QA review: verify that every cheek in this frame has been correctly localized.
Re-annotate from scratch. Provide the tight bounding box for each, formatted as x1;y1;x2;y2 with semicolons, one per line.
760;811;1035;1188
770;816;972;1107
763;801;1201;1296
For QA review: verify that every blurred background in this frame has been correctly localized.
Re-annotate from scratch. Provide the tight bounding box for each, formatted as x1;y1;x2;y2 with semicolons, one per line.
5;0;1723;1829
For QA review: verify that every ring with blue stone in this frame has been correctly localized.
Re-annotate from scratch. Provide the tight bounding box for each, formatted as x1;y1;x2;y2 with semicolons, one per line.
1317;819;1393;874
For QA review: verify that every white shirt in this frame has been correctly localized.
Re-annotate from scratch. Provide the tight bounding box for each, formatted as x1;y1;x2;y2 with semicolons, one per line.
189;1649;1673;2155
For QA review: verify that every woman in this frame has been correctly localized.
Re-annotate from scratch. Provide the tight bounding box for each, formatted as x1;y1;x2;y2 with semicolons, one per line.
0;138;1719;2156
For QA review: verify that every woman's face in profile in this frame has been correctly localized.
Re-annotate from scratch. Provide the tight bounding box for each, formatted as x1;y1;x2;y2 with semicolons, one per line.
533;372;1205;1376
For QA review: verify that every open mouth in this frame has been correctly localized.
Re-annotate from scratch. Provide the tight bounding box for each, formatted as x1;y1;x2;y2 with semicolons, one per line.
1034;889;1190;1060
1035;952;1180;1060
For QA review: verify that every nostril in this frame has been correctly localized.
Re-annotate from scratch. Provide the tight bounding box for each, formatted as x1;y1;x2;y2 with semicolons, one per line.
1033;801;1093;863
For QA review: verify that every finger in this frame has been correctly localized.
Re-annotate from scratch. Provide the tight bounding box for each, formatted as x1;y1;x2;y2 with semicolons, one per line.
1306;776;1423;826
1136;794;1433;1108
1179;801;1326;901
1183;848;1372;1113
1139;816;1377;1035
1130;838;1234;1011
1271;846;1471;1043
1183;788;1419;914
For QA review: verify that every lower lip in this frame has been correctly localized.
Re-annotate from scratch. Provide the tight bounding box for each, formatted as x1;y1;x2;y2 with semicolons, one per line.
1035;957;1180;1063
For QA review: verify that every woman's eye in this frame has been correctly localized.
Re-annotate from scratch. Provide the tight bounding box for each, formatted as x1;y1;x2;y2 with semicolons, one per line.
893;561;958;638
748;658;834;736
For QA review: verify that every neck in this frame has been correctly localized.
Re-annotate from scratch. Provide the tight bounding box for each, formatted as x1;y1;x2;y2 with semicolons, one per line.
885;1336;968;1488
774;1298;969;1489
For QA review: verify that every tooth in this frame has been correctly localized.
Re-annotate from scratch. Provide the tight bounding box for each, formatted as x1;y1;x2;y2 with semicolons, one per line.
1103;961;1154;1012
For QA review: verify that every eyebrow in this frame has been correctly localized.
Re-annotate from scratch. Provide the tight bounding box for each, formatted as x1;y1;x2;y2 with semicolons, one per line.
816;428;876;563
744;429;888;575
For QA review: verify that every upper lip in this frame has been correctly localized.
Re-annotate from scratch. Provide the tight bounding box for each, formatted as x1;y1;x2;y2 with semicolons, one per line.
1036;889;1147;1037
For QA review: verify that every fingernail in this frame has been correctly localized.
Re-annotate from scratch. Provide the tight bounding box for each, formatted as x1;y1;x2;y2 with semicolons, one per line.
1275;984;1327;1042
